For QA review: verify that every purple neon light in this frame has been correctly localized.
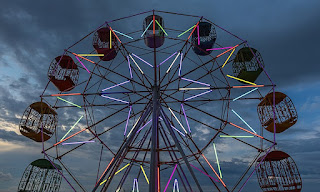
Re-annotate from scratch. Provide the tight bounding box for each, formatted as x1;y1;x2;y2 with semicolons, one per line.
102;80;130;91
181;77;210;86
101;95;129;104
124;106;132;136
163;164;178;192
137;119;152;133
75;56;90;73
197;25;200;45
206;47;233;51
158;52;177;67
171;125;185;137
132;53;153;67
62;141;95;145
190;164;219;182
185;90;212;101
127;56;133;78
178;53;183;76
181;104;191;133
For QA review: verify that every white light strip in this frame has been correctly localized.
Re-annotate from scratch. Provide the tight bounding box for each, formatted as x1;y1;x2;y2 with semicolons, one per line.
129;54;144;74
168;108;187;134
127;116;141;138
166;52;181;73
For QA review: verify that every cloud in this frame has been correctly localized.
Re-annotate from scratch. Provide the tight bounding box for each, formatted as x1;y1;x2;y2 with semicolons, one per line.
0;172;13;182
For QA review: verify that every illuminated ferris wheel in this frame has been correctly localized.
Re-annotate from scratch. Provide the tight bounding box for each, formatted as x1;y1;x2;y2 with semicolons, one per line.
17;10;302;192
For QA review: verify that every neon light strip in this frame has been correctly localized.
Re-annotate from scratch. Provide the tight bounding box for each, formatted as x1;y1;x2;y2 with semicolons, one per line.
124;106;132;136
102;80;130;91
177;25;196;37
178;53;183;76
132;53;153;67
171;125;186;137
166;52;181;73
168;108;187;134
206;47;233;51
231;109;256;133
181;104;191;133
222;48;235;68
133;178;139;192
179;87;210;90
163;164;178;192
78;54;104;56
141;20;153;37
127;116;141;137
101;95;129;104
220;135;254;138
197;25;200;45
157;167;160;192
110;30;112;49
173;179;180;192
227;75;257;85
184;90;212;101
54;127;86;146
110;27;122;44
233;88;259;101
153;15;155;35
140;165;150;184
190;164;219;182
113;30;133;39
96;158;114;186
51;93;81;96
129;54;144;74
213;143;222;179
127;56;133;78
75;56;90;73
57;97;82;108
137;119;152;133
181;77;210;86
173;179;179;192
229;122;264;139
72;53;95;64
100;163;130;185
157;52;177;67
233;85;264;88
62;140;95;145
155;19;168;36
216;45;239;59
187;22;199;40
202;154;227;187
60;115;84;141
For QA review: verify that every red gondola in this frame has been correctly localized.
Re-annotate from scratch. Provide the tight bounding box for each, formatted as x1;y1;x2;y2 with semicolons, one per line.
93;27;118;61
256;151;302;192
48;55;79;92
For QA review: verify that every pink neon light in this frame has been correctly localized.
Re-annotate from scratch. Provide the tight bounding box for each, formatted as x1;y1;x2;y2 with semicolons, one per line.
163;164;178;192
190;164;219;182
75;56;90;73
197;25;200;45
206;47;233;51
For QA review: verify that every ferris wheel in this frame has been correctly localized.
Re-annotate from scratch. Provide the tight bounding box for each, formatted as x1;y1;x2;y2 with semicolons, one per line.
17;10;302;192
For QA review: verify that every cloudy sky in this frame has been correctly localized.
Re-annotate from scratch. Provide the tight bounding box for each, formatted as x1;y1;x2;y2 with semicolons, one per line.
0;0;320;191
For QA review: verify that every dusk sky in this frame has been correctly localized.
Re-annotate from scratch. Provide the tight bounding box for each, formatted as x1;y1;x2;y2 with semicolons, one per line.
0;0;319;192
